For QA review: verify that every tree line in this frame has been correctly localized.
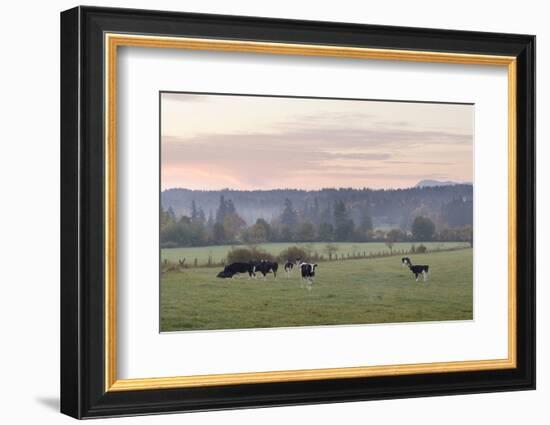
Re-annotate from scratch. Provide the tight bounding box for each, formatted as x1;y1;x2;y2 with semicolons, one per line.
160;195;473;248
161;185;473;229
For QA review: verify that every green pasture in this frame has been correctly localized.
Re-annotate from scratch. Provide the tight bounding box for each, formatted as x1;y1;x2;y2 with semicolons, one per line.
161;241;469;266
160;248;473;332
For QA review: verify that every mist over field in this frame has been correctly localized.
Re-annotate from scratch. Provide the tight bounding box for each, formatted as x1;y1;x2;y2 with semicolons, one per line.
161;183;472;244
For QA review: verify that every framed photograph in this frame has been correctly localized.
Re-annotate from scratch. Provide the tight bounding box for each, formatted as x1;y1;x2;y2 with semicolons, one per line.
60;6;535;419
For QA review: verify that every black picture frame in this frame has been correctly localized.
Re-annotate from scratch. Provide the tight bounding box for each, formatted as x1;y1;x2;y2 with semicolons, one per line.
61;5;535;419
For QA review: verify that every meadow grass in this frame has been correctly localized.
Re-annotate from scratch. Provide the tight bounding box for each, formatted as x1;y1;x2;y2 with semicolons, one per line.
160;248;473;332
161;241;469;266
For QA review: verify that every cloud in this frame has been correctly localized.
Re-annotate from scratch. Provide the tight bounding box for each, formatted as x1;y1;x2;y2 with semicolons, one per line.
385;160;453;166
160;94;472;190
279;111;375;126
373;120;411;127
162;124;471;162
161;125;471;190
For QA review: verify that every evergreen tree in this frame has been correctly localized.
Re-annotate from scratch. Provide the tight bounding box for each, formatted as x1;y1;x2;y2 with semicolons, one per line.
320;203;333;225
215;195;227;224
226;199;236;215
215;196;237;225
280;198;298;231
333;200;354;241
206;210;214;228
357;203;373;240
167;206;176;222
310;197;321;226
197;206;206;223
190;200;199;222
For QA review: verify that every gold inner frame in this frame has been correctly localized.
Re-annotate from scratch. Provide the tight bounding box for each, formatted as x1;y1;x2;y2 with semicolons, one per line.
104;33;517;392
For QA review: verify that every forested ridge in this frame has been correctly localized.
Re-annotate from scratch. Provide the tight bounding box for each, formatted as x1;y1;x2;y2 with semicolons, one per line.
160;184;473;248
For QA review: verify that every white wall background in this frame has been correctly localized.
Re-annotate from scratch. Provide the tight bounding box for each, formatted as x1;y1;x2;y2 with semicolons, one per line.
0;1;545;423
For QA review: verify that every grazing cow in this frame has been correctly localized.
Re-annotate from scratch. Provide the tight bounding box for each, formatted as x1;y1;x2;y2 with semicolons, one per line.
216;262;254;279
284;258;301;277
254;260;278;280
402;257;430;282
249;260;265;279
299;262;318;290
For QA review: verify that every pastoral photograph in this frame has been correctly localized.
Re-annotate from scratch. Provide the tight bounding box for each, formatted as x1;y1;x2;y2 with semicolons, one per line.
159;92;474;332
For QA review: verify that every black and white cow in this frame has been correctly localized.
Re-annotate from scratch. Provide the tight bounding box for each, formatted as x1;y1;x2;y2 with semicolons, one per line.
216;262;254;279
299;262;318;290
401;257;430;282
253;260;279;280
284;258;301;277
248;260;264;279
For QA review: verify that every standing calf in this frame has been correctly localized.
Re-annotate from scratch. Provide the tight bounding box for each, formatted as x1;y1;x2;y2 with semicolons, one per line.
299;262;318;290
402;257;430;282
284;258;301;277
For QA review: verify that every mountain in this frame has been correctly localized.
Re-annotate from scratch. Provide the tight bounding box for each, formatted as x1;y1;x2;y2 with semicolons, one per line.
415;179;462;188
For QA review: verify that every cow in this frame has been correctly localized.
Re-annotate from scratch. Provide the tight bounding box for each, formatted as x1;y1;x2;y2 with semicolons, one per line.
216;262;255;279
284;258;301;277
402;257;430;282
253;260;278;280
249;260;265;279
299;262;318;290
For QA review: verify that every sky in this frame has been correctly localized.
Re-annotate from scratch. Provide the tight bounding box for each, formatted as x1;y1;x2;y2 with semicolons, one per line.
161;92;473;191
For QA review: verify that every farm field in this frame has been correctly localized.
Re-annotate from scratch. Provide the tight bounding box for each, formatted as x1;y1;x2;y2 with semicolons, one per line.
160;248;473;332
161;241;470;266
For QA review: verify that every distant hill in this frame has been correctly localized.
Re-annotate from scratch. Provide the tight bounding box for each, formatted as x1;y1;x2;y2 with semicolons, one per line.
416;179;463;188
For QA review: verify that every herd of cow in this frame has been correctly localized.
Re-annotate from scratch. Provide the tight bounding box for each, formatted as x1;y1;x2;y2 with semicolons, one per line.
216;259;318;289
215;256;430;290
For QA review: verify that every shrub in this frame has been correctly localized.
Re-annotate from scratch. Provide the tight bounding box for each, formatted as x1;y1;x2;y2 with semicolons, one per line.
277;246;310;263
226;246;275;264
416;244;428;253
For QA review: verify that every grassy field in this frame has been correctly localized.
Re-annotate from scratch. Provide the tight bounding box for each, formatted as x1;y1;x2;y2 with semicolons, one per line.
160;248;473;332
161;241;470;266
